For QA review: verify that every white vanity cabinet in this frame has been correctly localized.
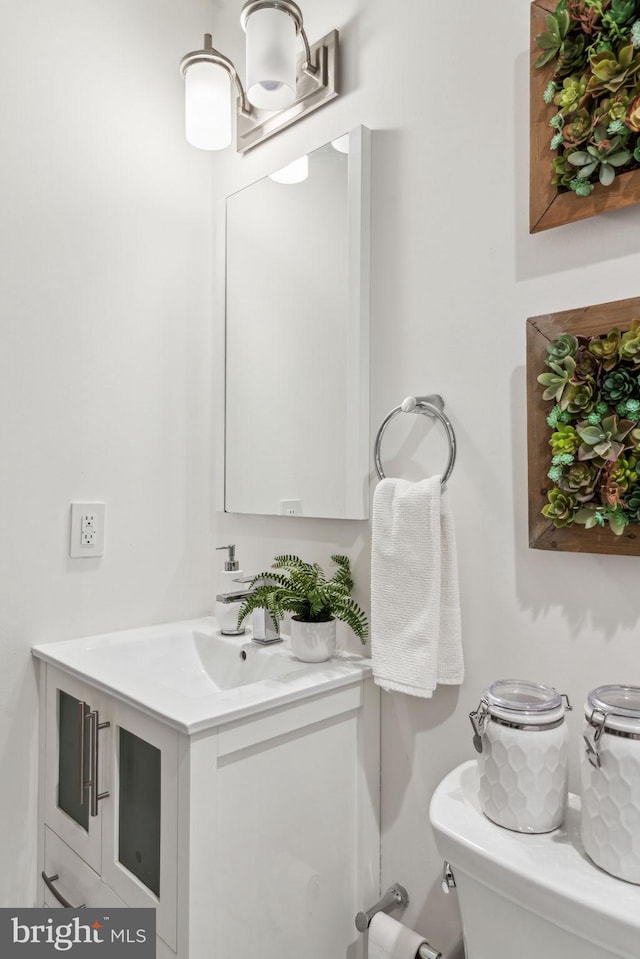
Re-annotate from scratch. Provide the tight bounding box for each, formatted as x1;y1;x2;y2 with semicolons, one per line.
35;624;379;959
41;666;178;951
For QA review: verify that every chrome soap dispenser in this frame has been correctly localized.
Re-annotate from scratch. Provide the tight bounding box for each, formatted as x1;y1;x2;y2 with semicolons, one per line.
216;543;243;590
215;544;249;636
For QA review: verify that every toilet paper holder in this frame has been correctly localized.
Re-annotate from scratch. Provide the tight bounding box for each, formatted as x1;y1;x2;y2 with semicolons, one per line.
355;883;441;959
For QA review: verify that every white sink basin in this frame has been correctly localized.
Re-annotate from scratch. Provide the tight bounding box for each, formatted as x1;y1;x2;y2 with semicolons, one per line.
32;617;370;734
84;626;312;698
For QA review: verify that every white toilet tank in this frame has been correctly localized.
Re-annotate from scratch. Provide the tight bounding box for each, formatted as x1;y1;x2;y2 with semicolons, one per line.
429;761;640;959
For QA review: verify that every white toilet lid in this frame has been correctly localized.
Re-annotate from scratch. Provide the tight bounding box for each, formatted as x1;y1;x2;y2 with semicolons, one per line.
429;761;640;959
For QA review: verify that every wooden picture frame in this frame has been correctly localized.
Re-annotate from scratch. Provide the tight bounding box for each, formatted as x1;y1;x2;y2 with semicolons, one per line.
530;0;640;233
527;296;640;556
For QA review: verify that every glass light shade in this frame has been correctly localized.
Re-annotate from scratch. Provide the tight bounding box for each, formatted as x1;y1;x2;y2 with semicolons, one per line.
268;155;308;184
184;61;232;151
245;8;297;110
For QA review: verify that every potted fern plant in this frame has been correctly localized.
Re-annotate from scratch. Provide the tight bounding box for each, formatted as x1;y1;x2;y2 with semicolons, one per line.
237;554;368;662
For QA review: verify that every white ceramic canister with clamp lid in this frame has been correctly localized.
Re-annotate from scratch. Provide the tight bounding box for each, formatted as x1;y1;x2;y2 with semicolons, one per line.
469;679;571;833
581;684;640;884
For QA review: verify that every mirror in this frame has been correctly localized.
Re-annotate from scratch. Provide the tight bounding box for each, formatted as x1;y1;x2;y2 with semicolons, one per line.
222;127;370;520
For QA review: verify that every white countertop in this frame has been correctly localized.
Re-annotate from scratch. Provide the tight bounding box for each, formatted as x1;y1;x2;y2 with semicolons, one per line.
32;616;372;735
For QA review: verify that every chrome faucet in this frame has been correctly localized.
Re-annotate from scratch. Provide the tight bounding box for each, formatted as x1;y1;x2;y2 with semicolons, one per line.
215;576;256;636
230;576;282;646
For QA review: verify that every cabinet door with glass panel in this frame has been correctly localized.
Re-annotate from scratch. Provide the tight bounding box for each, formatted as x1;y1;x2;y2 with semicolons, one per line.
101;695;178;951
44;666;179;950
44;667;108;873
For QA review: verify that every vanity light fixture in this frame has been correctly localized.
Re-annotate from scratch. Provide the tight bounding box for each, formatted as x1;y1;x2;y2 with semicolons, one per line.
180;34;252;151
180;1;338;154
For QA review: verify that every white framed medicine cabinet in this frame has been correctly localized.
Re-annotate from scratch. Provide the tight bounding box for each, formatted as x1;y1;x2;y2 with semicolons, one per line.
217;125;371;520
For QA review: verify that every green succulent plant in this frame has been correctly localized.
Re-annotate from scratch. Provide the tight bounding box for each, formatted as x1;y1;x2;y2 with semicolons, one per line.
600;366;637;403
574;503;628;534
603;0;639;36
577;413;635;462
569;176;596;194
237;554;368;643
562;107;595;144
539;318;640;534
567;137;632;185
558;33;589;75
542;488;578;526
619;319;640;363
537;355;577;404
629;425;640;451
552;154;580;186
588;328;622;369
607;506;629;534
605;93;632;122
550;422;581;456
554;74;589;109
546;333;580;364
574;346;600;379
566;379;597;414
559;460;599;499
609;453;638;488
620;397;640;419
587;44;640;94
536;9;573;68
624;483;640;521
537;0;640;194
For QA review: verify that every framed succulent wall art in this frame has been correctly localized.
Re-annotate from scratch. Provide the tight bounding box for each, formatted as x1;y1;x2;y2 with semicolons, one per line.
530;0;640;232
527;296;640;555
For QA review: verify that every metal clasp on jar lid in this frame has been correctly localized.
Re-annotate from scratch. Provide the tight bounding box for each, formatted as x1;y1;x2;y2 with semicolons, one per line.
584;707;607;769
469;699;490;754
469;688;571;755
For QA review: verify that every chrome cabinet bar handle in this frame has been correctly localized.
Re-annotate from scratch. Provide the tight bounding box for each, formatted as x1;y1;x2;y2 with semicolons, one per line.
78;701;87;805
88;710;111;817
41;871;85;909
77;701;84;804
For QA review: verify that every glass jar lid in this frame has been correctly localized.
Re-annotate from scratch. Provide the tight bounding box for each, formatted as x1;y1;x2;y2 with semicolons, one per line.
587;685;640;719
484;679;563;714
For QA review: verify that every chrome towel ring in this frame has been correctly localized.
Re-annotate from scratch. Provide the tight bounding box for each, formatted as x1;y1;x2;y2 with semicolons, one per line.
374;394;456;486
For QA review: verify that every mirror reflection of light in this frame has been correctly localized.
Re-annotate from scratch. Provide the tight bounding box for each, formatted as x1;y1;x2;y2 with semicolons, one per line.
268;155;309;184
331;134;349;154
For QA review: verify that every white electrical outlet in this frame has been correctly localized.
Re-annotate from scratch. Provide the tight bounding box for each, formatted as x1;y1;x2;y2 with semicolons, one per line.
70;503;105;558
279;499;302;516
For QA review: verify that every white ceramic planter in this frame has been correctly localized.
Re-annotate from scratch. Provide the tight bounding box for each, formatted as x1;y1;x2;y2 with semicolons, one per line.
289;617;336;663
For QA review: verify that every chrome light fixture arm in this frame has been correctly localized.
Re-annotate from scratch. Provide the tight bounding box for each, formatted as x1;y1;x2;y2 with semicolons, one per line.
179;34;253;118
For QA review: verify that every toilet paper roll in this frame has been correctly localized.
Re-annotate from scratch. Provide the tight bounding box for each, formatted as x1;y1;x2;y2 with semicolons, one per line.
368;913;429;959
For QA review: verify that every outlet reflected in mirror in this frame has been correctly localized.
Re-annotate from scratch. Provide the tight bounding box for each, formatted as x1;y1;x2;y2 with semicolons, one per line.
222;127;370;519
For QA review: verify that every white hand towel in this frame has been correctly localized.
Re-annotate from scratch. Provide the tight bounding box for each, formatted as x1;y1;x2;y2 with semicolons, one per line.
368;913;432;959
371;476;463;698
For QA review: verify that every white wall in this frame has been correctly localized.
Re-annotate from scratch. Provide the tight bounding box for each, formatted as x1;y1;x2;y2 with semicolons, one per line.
4;0;640;946
0;0;214;905
209;0;640;954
